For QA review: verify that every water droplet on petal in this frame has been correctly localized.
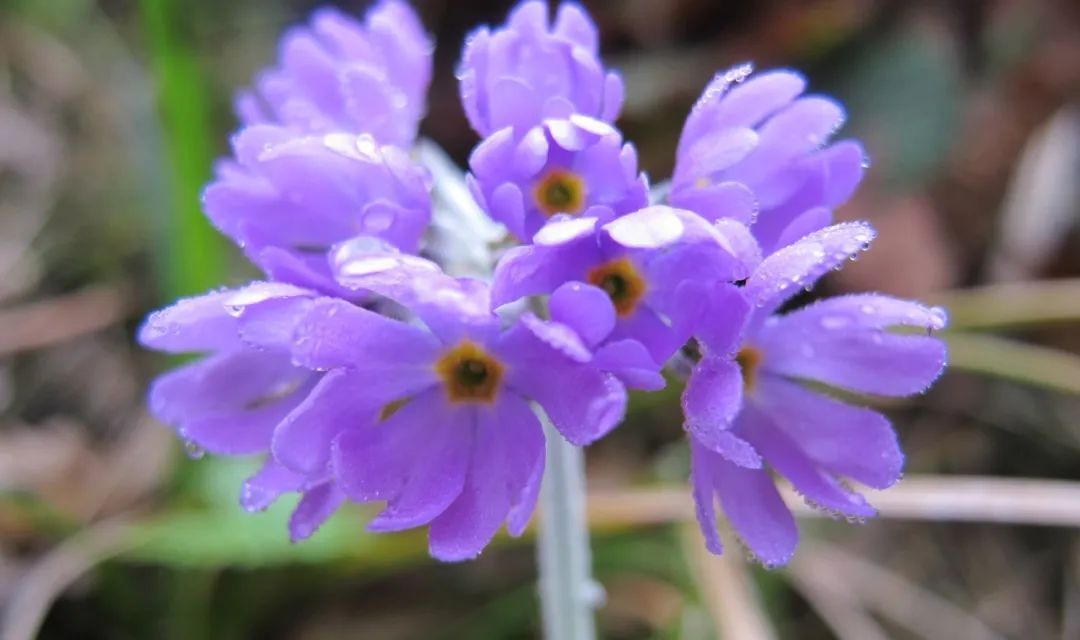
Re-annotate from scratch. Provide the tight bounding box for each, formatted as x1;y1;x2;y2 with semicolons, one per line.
184;440;206;460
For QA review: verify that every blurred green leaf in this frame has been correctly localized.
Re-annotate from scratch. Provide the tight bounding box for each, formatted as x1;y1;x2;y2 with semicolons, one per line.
140;0;227;299
124;458;376;568
832;25;961;190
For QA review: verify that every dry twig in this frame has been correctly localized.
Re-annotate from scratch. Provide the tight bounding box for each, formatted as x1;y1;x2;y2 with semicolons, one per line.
679;524;777;640
587;475;1080;530
0;283;130;357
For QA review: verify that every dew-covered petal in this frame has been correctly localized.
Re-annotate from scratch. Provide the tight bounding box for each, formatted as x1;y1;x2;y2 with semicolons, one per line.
427;396;543;560
148;349;309;427
496;394;546;536
753;376;903;489
735;405;876;518
331;389;449;503
518;313;592;363
682;356;757;466
289;482;345;542
500;324;627;445
368;401;473;532
668;180;757;225
593;339;665;391
708;447;798;566
690;438;724;555
609;305;681;367
603;205;685;249
272;368;426;475
726;97;845;190
138;282;312;354
292;298;441;373
182;375;311;456
548;281;616;348
491;232;603;308
241;458;306;512
685;282;750;356
756;294;948;396
679;69;806;154
137;289;239;354
744;221;876;323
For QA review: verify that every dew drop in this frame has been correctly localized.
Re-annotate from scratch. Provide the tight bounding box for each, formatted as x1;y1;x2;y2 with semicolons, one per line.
184;440;206;460
820;315;850;330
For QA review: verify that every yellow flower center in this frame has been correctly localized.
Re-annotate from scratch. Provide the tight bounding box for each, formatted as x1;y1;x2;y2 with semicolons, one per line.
735;346;762;392
534;168;586;218
587;257;646;317
434;341;504;404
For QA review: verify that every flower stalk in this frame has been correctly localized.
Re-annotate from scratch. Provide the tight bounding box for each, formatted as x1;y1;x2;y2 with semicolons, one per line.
538;413;599;640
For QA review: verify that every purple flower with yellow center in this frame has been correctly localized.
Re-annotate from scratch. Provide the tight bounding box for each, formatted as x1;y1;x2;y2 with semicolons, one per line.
492;206;759;367
671;65;866;255
271;246;630;560
468;115;648;240
236;1;432;146
458;0;624;138
138;282;349;542
204;126;431;294
680;222;948;566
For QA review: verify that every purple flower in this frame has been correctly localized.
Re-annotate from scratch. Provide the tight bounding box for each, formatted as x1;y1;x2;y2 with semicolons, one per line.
270;246;630;560
681;222;948;566
458;1;624;138
492;206;759;367
236;1;432;146
138;282;348;542
204;126;431;294
671;65;866;255
468;115;648;239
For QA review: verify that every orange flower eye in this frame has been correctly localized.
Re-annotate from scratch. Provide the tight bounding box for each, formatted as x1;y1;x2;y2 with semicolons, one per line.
735;347;763;392
534;168;586;218
586;257;646;317
434;341;505;403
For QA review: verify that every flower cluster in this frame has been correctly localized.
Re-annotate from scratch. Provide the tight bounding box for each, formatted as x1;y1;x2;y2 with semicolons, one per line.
141;1;947;564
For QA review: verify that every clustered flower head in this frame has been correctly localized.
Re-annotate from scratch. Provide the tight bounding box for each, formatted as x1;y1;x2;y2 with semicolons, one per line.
140;0;947;564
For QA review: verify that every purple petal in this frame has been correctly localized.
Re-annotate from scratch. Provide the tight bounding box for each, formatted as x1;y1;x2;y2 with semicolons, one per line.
289;482;345;542
735;406;876;518
753;376;903;489
668;180;758;225
148;350;308;427
182;378;310;456
272;368;426;475
501;326;627;445
682;356;757;466
491;232;602;308
548;281;616;347
427;399;532;560
519;313;592;363
677;282;750;356
292;298;441;372
139;282;312;354
497;394;546;536
593;340;665;391
690;438;724;555
137;289;238;354
332;388;447;503
603;206;685;249
709;448;798;567
368;402;473;532
241;458;306;512
745;221;876;322
609;305;681;367
756;294;948;396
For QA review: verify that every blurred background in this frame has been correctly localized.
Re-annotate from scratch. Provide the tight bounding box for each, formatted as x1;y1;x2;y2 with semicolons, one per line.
1;0;1080;638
